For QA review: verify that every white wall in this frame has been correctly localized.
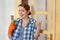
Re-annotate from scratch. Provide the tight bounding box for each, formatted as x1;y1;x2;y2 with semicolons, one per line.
5;0;14;40
0;0;5;40
0;0;14;40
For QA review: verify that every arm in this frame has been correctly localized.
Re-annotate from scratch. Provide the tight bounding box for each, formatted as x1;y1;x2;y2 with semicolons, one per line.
34;21;41;38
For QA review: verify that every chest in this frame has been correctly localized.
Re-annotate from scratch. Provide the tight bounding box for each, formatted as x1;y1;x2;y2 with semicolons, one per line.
22;21;28;28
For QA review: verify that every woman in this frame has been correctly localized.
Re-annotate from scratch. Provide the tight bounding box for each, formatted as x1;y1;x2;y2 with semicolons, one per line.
10;4;41;40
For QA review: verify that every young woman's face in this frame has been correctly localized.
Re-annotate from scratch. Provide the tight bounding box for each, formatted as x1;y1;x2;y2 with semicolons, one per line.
18;6;29;19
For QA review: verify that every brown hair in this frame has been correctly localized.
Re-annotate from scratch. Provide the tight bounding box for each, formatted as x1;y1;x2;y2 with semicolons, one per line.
18;4;31;15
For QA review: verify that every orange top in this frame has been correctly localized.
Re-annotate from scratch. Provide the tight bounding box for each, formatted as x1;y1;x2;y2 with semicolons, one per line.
8;22;15;36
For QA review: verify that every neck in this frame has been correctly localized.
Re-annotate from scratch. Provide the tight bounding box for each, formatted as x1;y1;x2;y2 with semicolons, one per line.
22;16;29;22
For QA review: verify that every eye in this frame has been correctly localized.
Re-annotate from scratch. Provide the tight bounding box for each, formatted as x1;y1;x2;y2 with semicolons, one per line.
21;10;25;12
19;10;20;11
18;10;24;12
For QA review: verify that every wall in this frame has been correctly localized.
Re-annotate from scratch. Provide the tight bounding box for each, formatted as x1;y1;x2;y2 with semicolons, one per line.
5;0;14;40
0;0;14;40
0;0;5;40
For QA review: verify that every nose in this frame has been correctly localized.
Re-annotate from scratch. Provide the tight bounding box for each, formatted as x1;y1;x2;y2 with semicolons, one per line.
19;11;22;14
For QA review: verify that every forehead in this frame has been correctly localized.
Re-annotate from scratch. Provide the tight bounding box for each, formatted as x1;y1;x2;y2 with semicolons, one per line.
18;6;25;10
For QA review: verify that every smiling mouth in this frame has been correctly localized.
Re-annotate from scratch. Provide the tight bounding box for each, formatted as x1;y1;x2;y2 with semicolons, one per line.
20;15;23;17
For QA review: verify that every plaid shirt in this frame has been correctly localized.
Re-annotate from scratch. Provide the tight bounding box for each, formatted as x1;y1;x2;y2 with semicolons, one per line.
12;17;38;40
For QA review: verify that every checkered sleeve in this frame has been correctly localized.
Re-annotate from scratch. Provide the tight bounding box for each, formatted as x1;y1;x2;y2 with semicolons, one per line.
32;19;38;40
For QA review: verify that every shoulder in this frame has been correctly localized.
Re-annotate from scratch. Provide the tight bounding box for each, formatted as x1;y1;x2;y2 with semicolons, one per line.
30;18;36;23
14;18;20;25
30;18;41;24
14;18;20;22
